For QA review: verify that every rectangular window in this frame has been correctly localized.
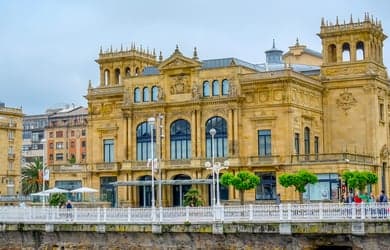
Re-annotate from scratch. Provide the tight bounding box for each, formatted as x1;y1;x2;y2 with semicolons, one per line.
56;153;64;161
82;152;86;160
81;129;86;136
56;142;64;149
49;143;54;149
258;130;271;156
49;154;54;160
56;131;63;138
103;139;114;162
49;132;54;138
8;161;13;170
303;173;340;201
314;136;319;154
81;141;86;148
294;133;300;155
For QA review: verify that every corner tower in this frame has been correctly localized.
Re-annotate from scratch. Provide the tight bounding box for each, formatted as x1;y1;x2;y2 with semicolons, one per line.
319;14;389;185
319;13;387;79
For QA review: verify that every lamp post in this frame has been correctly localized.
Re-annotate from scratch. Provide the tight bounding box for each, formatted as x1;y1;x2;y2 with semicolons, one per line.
205;128;229;207
147;117;156;220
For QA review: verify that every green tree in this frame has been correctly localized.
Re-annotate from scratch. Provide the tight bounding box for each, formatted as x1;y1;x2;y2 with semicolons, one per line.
278;170;318;203
342;170;378;192
21;158;46;195
183;188;203;207
49;193;67;207
220;171;260;205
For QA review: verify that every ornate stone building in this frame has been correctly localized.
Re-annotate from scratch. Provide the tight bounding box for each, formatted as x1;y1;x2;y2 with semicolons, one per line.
0;102;23;195
83;14;388;207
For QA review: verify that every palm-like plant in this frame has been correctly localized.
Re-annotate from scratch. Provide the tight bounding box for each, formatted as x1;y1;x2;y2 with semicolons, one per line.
21;158;44;195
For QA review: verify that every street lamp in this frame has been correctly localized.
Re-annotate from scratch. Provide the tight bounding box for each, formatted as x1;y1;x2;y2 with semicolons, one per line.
205;128;229;207
147;117;156;215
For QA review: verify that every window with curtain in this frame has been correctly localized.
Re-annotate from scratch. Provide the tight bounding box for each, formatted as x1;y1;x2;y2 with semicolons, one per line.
205;116;228;158
170;119;191;160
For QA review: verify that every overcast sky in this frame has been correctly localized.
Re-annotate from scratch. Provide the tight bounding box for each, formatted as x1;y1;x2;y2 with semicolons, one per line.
1;0;389;115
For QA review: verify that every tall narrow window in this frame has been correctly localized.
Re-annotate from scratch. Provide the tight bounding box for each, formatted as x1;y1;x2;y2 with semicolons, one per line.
104;69;110;85
212;80;220;96
170;119;191;160
143;87;150;102
114;68;121;84
304;127;310;155
314;136;319;155
151;86;158;101
203;81;210;97
356;41;364;61
222;79;229;96
134;88;141;103
342;43;351;62
258;130;272;156
136;122;155;161
103;139;114;162
294;133;300;155
328;44;337;63
205;116;228;158
380;103;384;121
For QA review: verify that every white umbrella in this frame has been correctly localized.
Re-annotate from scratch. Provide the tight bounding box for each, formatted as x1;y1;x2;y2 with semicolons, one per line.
70;187;98;193
43;187;69;194
30;191;49;196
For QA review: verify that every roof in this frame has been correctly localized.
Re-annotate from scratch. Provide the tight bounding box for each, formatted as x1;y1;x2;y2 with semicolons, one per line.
49;106;88;118
201;58;262;71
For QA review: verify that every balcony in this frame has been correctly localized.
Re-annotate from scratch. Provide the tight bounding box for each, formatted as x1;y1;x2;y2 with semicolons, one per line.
52;164;87;173
248;155;281;166
94;162;121;172
0;122;17;129
7;169;18;176
290;153;375;164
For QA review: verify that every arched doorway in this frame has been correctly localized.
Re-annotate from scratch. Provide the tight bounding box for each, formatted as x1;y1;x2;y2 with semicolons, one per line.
138;175;155;207
172;174;191;206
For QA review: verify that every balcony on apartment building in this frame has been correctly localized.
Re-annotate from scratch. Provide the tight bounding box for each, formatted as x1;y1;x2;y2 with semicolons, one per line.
51;164;88;173
92;162;122;172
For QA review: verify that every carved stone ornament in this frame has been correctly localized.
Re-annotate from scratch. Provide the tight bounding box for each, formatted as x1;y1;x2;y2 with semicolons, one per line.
381;144;389;158
336;89;357;115
170;75;189;95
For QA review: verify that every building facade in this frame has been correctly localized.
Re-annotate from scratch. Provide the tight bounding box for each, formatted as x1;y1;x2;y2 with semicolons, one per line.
45;106;88;192
82;14;389;207
22;114;48;165
0;102;23;196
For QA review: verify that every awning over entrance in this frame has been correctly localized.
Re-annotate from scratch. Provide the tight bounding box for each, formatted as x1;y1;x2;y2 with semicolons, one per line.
111;179;213;186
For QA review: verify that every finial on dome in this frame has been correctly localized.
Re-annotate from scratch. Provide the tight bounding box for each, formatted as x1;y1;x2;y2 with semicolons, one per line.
193;46;198;60
295;38;300;46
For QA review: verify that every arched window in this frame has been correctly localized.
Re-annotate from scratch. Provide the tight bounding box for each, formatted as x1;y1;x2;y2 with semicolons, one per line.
136;121;155;160
212;80;220;96
104;69;110;86
342;43;350;62
170;119;191;160
138;175;155;207
356;41;364;61
135;67;140;76
328;44;337;63
134;88;141;103
203;81;210;97
222;79;229;96
143;87;150;102
304;127;310;155
172;174;191;206
114;68;120;85
125;67;131;77
205;116;228;158
151;86;158;101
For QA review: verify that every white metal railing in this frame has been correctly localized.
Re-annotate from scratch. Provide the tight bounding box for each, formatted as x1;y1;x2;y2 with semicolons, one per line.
0;203;389;224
